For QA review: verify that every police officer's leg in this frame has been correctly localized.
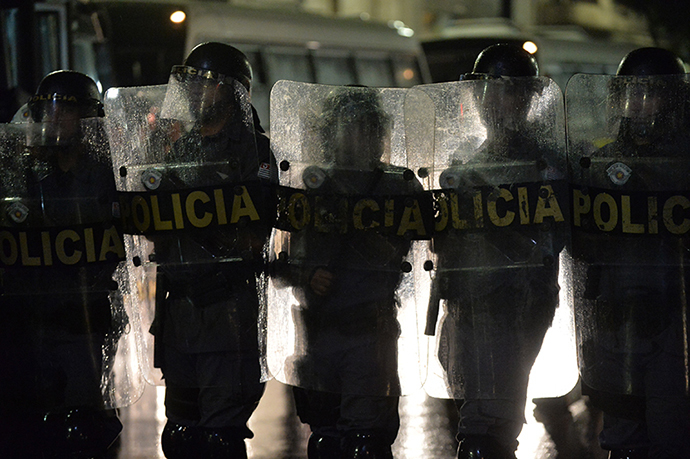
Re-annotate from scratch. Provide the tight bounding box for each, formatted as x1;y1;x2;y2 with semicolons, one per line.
588;386;649;458
599;413;650;459
160;344;203;459
446;301;523;457
42;329;123;458
339;394;399;459
293;386;343;459
455;400;522;459
456;272;555;459
644;336;690;459
196;352;265;458
338;330;400;459
1;314;46;457
161;420;202;459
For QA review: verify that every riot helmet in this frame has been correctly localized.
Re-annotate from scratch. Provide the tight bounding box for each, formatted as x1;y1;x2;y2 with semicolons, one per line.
164;42;253;126
612;47;686;144
468;43;539;79
317;86;391;169
27;70;103;146
183;42;252;91
462;44;542;133
617;47;685;77
28;70;104;122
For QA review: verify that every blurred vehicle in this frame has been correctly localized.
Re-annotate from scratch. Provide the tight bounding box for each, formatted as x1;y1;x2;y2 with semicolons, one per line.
421;18;536;82
421;19;642;90
1;0;431;124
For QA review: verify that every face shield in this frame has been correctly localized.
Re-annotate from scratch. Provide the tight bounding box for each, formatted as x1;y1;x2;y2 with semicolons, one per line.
329;116;390;169
160;65;248;126
610;76;684;143
318;92;392;170
469;75;540;132
621;84;662;119
26;95;95;147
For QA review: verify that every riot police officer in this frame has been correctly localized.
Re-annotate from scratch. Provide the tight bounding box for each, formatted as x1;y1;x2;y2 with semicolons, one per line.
567;47;690;458
269;83;428;458
415;44;567;458
144;42;275;459
0;71;126;457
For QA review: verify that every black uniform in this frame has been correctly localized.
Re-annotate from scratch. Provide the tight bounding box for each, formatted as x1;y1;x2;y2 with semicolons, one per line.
566;48;690;458
0;130;123;457
152;119;273;435
435;131;562;452
281;166;420;454
269;83;427;458
416;44;567;459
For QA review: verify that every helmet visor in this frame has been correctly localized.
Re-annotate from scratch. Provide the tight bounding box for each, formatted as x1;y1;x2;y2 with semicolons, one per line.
28;93;102;122
160;65;248;124
617;80;664;120
473;77;544;129
609;75;688;140
26;100;84;146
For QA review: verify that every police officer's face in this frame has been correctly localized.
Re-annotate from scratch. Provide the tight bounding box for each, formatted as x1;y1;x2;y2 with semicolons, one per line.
479;83;529;131
332;120;384;169
622;85;661;121
186;78;236;125
619;84;665;141
33;103;81;146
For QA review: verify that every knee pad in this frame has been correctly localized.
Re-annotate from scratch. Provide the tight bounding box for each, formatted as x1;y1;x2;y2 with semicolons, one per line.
342;432;393;459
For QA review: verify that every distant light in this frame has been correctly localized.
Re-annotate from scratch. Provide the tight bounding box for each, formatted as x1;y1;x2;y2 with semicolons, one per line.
306;41;321;50
170;10;186;24
359;12;370;21
397;27;414;37
523;41;538;54
402;68;415;80
389;19;414;37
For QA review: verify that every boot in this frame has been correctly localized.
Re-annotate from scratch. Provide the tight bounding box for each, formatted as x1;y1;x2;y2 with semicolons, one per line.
161;421;201;459
201;427;248;459
456;436;517;459
608;448;650;459
342;432;393;459
307;433;342;459
42;407;122;458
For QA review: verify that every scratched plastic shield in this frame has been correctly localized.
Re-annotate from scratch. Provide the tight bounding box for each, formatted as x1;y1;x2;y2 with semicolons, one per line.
267;81;431;395
406;77;577;401
104;82;269;385
0;121;143;410
566;73;690;396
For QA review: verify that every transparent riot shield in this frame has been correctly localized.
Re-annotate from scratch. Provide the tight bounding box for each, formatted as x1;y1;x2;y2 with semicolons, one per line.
407;77;577;402
566;73;690;398
0;120;143;416
267;81;432;396
105;79;271;387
